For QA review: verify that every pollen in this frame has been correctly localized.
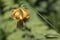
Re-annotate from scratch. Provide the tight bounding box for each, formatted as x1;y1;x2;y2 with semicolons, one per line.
12;8;30;20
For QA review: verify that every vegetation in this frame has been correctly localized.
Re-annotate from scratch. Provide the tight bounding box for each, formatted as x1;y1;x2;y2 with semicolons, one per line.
0;0;60;40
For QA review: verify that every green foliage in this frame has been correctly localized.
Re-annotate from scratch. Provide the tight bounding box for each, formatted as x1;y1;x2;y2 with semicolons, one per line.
0;0;60;40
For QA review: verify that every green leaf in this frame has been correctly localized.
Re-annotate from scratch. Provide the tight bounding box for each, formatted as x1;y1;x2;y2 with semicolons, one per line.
7;30;24;40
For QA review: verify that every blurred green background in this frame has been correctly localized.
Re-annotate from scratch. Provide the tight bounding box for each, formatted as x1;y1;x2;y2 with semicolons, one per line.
0;0;60;40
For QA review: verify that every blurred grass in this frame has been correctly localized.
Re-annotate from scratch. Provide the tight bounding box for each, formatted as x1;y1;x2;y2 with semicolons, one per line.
0;0;60;40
